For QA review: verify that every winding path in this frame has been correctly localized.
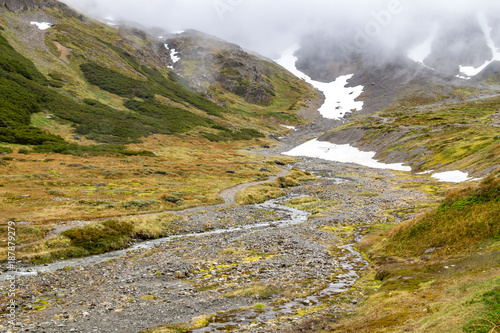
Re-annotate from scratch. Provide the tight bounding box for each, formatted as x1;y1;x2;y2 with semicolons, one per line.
41;167;290;241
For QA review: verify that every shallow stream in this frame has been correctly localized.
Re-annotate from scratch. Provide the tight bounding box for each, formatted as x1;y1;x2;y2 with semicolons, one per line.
193;237;368;332
1;197;310;281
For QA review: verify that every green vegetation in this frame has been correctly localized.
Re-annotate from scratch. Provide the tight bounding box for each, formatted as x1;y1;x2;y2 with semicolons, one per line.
201;127;265;142
464;287;500;333
32;143;156;156
22;212;184;262
0;146;13;154
80;62;225;117
379;173;500;256
236;168;317;205
62;219;133;253
0;32;64;145
80;62;153;99
327;95;500;174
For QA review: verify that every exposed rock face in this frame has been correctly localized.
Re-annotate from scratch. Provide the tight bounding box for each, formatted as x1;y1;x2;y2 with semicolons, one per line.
166;30;276;106
2;0;55;12
0;0;82;19
214;49;275;106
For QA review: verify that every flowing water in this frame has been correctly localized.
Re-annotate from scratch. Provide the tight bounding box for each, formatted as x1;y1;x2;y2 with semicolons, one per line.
2;180;368;332
193;236;368;332
0;197;310;281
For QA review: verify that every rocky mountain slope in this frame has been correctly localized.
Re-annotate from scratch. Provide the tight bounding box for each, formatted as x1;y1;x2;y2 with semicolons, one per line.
290;12;500;177
161;30;279;106
0;1;499;333
0;0;314;151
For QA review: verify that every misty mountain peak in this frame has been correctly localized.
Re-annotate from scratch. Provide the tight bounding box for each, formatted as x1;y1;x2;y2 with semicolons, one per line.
1;0;57;12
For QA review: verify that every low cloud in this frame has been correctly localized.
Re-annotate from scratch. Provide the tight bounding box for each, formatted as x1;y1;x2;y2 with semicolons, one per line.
60;0;500;58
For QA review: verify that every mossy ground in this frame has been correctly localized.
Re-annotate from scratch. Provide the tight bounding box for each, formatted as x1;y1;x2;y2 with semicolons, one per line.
328;94;500;175
307;174;500;333
0;135;288;261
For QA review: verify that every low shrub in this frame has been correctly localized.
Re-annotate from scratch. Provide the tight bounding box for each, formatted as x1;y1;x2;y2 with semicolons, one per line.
122;199;159;209
0;146;12;154
61;220;134;254
161;195;183;204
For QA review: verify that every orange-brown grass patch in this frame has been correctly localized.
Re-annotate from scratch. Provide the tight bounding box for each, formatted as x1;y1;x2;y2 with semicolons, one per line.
374;174;500;257
0;135;283;253
318;252;500;333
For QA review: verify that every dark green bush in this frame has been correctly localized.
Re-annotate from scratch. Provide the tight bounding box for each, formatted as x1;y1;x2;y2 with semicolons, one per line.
33;143;156;157
122;199;159;209
161;195;183;204
80;62;154;99
202;127;264;142
0;146;12;154
62;220;134;253
48;79;64;88
18;148;31;154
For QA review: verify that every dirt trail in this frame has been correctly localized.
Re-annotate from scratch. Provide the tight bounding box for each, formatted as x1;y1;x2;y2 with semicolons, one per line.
0;98;436;333
52;41;71;62
41;167;290;241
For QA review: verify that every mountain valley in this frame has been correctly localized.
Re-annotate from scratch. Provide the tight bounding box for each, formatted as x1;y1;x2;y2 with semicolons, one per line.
0;1;499;332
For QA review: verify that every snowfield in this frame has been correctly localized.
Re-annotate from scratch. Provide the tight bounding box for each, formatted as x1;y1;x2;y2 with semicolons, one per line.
164;43;181;69
459;12;500;78
284;139;412;172
275;45;364;120
431;171;475;183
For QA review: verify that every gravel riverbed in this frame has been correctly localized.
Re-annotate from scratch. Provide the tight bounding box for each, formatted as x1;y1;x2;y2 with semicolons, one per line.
0;111;436;333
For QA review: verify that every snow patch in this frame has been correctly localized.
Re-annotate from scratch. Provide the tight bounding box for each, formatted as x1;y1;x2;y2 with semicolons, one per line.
283;139;411;172
281;125;296;131
170;49;180;63
275;45;364;119
456;74;471;80
30;22;52;30
431;171;473;183
407;28;437;70
164;44;181;69
459;12;500;78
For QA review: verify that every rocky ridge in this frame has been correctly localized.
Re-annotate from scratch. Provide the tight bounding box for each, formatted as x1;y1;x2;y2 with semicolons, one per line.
164;30;277;106
0;0;82;19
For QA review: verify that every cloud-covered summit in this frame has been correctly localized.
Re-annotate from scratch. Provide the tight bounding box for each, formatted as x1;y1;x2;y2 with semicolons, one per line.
59;0;500;58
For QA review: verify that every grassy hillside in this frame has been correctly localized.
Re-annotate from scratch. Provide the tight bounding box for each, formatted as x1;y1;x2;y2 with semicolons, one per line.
320;172;500;333
0;6;314;152
322;94;500;176
0;4;316;264
380;174;499;256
